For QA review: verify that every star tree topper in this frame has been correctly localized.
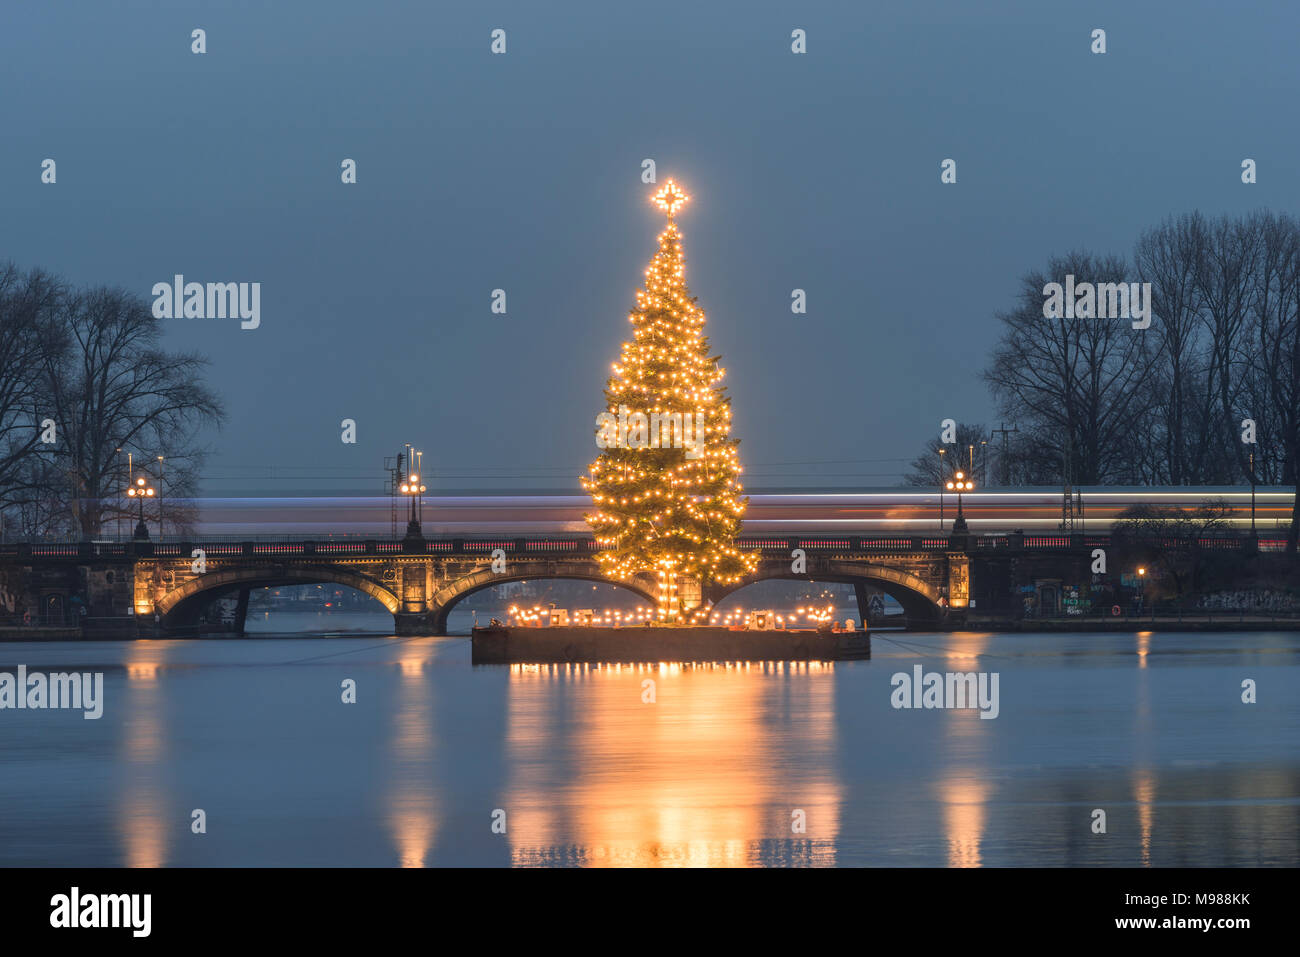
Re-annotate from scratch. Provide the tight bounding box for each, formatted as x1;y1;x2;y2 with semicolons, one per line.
652;179;691;218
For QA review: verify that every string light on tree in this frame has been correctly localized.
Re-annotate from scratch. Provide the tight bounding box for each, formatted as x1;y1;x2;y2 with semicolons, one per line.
582;178;757;607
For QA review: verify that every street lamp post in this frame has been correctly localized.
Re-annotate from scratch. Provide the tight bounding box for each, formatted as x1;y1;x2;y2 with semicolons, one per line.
115;448;124;540
1249;450;1257;541
938;447;947;531
126;475;155;541
120;449;133;541
156;455;165;540
946;469;974;534
400;451;427;543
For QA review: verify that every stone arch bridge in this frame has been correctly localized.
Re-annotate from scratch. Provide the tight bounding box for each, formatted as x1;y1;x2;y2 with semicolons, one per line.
0;532;1113;636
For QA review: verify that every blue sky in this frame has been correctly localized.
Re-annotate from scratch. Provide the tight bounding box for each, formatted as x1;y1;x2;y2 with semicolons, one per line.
3;0;1297;492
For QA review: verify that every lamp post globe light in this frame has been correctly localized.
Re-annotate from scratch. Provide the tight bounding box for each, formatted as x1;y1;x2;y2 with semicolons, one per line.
400;456;427;542
946;470;974;534
126;475;155;541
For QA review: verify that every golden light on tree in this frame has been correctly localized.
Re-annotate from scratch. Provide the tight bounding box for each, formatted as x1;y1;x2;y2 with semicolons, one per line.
582;178;757;597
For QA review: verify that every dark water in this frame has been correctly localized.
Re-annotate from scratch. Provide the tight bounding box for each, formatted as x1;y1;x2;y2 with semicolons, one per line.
1;620;1297;867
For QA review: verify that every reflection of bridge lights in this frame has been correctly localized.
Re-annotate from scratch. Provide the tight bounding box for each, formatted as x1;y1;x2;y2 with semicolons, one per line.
941;778;988;868
127;663;159;682
120;643;170;866
1134;770;1155;866
389;643;437;867
1136;630;1152;669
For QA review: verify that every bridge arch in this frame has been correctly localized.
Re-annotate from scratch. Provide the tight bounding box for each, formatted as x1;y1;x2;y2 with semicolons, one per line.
429;561;657;633
156;564;400;631
710;559;944;623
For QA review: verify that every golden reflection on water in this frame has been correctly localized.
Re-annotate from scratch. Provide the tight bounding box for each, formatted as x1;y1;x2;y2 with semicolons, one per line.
126;662;160;683
119;642;172;867
1136;631;1153;670
1133;635;1155;866
939;632;992;867
506;660;840;867
1134;770;1155;867
387;642;439;867
940;776;988;868
943;632;995;664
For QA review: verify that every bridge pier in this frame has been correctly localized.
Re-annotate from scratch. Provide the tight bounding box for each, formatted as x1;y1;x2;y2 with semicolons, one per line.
853;581;871;627
394;612;438;636
401;563;426;614
233;588;251;637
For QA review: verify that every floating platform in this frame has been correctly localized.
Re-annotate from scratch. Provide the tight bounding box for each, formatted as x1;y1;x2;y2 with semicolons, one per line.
470;625;870;664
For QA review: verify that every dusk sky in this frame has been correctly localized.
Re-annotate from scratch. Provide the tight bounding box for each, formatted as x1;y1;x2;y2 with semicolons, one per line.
4;0;1298;494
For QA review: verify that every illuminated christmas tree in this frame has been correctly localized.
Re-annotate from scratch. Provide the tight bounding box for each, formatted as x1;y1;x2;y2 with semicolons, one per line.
583;179;757;609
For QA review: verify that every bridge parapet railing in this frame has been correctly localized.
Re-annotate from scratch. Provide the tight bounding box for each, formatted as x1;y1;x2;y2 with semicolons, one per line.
736;536;941;553
187;543;246;557
0;542;131;559
736;539;796;552
522;540;586;552
461;540;518;553
313;542;370;554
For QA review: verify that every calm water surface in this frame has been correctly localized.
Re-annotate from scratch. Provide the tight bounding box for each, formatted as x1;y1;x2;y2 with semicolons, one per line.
2;619;1297;867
